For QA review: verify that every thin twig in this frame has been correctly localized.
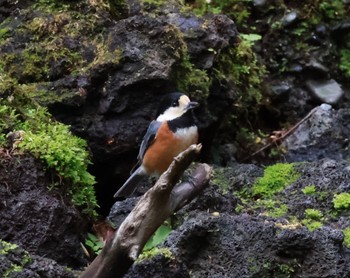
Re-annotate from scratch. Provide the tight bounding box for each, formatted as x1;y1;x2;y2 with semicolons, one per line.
242;108;318;161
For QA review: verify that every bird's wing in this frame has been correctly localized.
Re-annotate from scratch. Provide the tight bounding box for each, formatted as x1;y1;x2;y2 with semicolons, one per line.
137;120;161;161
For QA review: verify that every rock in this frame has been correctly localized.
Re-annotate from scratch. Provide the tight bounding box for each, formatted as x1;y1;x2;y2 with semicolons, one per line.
153;213;349;277
315;24;328;38
306;79;343;105
304;59;329;79
125;254;189;278
266;81;291;102
0;153;88;267
0;240;76;278
331;21;350;40
282;11;298;27
122;158;350;277
253;0;267;8
283;105;350;162
282;159;350;221
108;197;139;228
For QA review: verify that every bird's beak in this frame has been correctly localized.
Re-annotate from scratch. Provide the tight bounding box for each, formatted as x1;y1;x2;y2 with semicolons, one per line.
186;101;199;110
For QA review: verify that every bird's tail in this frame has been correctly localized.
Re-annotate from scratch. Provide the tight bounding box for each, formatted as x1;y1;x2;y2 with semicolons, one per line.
113;167;145;198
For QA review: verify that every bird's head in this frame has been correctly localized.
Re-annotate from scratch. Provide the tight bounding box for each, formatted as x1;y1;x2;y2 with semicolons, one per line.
156;92;198;122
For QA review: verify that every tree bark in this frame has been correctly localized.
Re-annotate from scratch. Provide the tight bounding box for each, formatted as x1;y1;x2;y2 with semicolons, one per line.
80;144;212;278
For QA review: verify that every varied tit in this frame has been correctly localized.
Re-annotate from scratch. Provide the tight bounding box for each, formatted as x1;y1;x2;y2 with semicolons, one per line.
114;92;199;198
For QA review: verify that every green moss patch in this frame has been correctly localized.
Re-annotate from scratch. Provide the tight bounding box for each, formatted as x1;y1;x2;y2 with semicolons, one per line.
302;209;323;232
137;247;173;262
343;227;350;248
333;193;350;211
253;163;300;197
255;199;288;218
302;185;316;195
0;240;31;278
0;89;97;217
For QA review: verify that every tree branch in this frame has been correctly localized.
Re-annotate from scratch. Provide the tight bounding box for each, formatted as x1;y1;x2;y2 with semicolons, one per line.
80;144;212;278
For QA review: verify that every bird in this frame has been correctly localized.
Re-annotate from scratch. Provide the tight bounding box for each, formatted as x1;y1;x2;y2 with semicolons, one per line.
114;92;199;198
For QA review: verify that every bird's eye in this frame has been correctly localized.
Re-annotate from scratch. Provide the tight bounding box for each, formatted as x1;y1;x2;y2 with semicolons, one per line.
172;101;177;107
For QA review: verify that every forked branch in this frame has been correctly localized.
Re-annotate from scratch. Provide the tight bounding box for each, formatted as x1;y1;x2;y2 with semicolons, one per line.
80;144;212;278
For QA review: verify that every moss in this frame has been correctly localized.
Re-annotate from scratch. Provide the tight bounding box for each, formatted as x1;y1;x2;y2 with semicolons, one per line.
318;0;347;21
0;91;98;217
340;47;350;78
333;193;350;211
302;185;316;195
252;163;300;197
212;167;231;194
189;0;251;26
255;199;288;218
214;34;265;106
302;219;322;232
108;0;129;19
304;209;323;220
302;209;323;232
248;257;297;277
137;247;173;262
0;27;10;42
174;48;210;102
19;108;97;216
141;0;167;11
343;227;350;248
1;43;83;83
82;36;122;72
0;240;32;278
212;33;266;149
32;0;71;13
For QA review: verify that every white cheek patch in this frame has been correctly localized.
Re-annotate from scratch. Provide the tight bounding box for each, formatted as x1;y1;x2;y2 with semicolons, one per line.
156;107;185;121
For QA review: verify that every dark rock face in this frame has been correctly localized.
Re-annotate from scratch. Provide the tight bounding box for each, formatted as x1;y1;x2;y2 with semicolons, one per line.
120;213;350;277
284;105;350;162
115;159;350;277
0;153;87;267
124;255;189;278
283;159;350;224
49;10;238;213
164;214;350;277
0;240;76;278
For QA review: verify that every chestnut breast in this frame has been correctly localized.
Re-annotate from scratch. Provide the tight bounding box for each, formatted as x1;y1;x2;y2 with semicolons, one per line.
142;122;198;175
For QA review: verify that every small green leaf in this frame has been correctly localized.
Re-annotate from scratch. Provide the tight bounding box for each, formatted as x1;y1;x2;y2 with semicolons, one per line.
240;33;262;42
143;223;172;251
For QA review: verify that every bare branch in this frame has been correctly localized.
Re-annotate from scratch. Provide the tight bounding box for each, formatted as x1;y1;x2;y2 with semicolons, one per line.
80;144;212;278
